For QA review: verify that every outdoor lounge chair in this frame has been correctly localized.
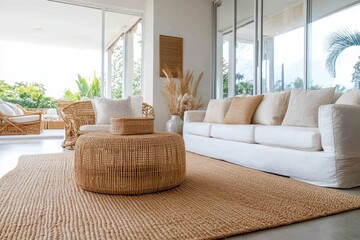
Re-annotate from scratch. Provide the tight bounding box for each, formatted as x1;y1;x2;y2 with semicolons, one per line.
0;104;43;135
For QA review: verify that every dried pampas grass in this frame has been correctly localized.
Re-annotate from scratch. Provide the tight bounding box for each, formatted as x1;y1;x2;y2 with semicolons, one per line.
162;68;203;119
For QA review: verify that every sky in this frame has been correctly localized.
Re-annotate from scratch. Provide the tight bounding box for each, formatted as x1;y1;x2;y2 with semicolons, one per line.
0;23;142;100
0;41;101;99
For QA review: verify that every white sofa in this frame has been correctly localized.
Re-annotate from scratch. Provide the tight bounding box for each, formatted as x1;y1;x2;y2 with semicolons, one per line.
183;104;360;188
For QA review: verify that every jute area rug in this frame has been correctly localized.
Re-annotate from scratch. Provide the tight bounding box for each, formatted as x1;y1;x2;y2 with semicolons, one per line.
1;152;360;239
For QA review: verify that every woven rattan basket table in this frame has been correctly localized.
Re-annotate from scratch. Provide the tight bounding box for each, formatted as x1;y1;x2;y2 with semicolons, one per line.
75;132;186;195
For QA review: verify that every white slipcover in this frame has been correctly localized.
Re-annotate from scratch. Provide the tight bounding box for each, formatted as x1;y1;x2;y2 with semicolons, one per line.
211;124;257;143
255;126;322;151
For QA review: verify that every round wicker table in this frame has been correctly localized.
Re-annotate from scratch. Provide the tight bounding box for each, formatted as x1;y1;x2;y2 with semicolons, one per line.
74;132;186;195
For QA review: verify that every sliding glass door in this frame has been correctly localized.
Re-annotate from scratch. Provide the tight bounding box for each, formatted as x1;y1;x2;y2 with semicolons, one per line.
214;0;360;98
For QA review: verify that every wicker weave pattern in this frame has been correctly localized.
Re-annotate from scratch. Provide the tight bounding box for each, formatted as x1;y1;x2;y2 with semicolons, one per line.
0;105;43;135
60;101;154;148
75;132;185;195
110;117;154;135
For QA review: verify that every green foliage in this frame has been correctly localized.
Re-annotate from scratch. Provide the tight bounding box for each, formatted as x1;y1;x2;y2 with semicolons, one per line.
133;58;142;96
111;43;124;99
63;89;80;101
63;72;101;100
223;59;254;97
0;81;57;108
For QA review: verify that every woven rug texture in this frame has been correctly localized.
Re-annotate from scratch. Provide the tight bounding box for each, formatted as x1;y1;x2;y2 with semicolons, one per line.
1;152;360;239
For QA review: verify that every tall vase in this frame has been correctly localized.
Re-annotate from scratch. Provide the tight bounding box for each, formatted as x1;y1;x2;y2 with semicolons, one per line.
166;115;183;135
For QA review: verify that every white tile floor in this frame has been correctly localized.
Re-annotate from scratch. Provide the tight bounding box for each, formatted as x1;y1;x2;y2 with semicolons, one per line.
0;134;360;239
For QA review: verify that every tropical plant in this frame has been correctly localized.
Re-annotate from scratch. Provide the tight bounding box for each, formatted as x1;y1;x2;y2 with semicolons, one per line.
63;72;101;101
223;59;253;96
0;81;57;108
325;28;360;78
162;68;203;119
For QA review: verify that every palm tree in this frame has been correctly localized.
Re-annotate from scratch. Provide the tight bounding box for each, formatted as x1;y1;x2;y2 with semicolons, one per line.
326;28;360;78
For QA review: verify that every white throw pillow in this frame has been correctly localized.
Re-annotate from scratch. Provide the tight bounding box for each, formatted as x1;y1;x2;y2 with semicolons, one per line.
282;88;335;127
93;97;132;124
203;98;232;123
0;100;16;116
130;95;143;117
336;89;360;105
5;102;24;115
252;91;290;125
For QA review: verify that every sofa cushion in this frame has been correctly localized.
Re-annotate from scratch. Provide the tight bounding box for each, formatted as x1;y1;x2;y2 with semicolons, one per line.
224;95;263;124
282;87;335;127
255;126;322;151
9;115;40;123
93;97;132;124
252;91;290;125
80;125;110;133
333;92;342;103
336;89;360;105
211;124;256;143
183;122;212;137
203;99;232;123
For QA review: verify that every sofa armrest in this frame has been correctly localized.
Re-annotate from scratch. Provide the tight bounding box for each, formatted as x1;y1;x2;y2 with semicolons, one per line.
184;110;206;123
319;104;360;157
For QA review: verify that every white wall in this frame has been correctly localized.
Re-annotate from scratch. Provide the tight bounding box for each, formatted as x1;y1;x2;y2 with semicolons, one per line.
144;0;213;131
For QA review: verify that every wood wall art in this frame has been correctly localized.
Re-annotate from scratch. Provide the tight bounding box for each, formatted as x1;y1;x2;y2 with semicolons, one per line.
159;35;183;77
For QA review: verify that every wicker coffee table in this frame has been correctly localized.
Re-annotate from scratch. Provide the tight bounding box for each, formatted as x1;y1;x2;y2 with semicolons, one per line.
75;132;186;195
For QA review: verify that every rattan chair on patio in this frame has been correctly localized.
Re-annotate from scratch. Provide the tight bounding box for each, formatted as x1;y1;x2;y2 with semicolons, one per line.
60;101;154;148
0;104;43;135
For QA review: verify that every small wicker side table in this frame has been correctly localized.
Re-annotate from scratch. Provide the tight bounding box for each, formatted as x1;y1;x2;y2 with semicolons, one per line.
75;132;186;195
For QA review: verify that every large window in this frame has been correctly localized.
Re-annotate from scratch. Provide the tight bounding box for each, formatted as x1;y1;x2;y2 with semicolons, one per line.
214;0;360;98
107;21;142;99
308;0;360;91
0;0;142;101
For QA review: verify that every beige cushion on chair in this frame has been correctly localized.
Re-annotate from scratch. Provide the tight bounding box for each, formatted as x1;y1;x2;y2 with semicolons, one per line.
203;99;232;123
282;88;335;127
0;100;16;116
9;115;40;123
93;97;132;124
5;102;24;115
224;95;264;124
252;91;290;125
336;89;360;105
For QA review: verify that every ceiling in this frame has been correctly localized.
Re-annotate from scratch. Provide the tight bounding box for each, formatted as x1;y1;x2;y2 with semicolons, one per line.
0;0;140;49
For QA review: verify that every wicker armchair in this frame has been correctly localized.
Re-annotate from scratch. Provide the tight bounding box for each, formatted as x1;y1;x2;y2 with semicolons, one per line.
0;105;43;135
60;101;154;148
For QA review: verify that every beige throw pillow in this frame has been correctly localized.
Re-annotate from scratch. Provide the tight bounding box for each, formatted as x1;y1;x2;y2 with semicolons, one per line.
252;91;290;125
203;98;232;123
336;89;360;105
224;95;264;124
282;87;335;127
93;97;132;124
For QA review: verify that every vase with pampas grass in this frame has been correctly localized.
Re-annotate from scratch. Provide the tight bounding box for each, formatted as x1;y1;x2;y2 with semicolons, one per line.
162;67;203;134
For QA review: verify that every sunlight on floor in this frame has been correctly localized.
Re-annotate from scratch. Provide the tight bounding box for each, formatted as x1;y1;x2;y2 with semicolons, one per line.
0;136;65;178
